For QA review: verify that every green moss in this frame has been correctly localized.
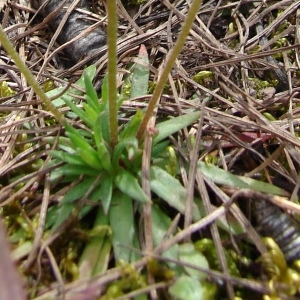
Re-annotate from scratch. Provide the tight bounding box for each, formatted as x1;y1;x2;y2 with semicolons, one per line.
192;71;213;85
100;261;147;299
194;238;240;277
248;77;277;98
0;81;16;97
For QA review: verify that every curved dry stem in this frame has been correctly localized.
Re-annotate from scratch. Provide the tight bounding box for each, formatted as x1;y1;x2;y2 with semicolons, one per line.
0;25;65;124
136;0;203;141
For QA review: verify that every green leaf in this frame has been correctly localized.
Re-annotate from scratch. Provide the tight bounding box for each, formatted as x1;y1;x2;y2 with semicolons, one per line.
83;65;97;82
52;203;74;231
178;243;209;280
84;70;100;112
50;164;99;178
100;75;108;109
77;147;103;170
51;178;102;230
198;162;288;196
50;150;88;166
45;206;61;229
238;175;289;196
198;161;251;189
69;65;96;94
65;123;103;170
83;102;98;124
12;241;32;261
120;109;144;139
47;87;68;107
93;113;105;149
55;144;76;154
130;45;149;98
43;136;72;147
63;97;92;127
62;177;98;204
79;229;111;278
169;275;204;300
153;111;201;145
48;65;96;107
94;113;112;172
79;209;111;278
131;223;142;261
79;186;106;218
98;176;113;214
114;168;150;203
152;140;170;157
112;137;139;168
151;205;178;266
109;191;136;262
91;234;111;275
99;110;110;145
150;166;201;221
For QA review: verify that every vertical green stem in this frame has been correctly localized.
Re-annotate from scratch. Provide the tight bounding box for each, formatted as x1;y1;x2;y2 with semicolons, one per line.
136;0;203;141
0;26;65;124
107;0;118;147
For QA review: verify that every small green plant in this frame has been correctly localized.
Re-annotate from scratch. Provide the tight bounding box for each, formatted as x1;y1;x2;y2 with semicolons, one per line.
44;58;201;263
41;0;205;278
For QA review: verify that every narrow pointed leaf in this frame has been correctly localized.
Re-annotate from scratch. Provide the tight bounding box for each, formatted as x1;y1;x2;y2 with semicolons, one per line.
66;123;102;169
94;113;112;172
109;191;135;262
120;109;144;139
152;140;170;157
48;64;96;107
238;175;289;196
100;75;108;109
83;102;98;124
112;137;138;168
153;111;201;145
151;205;178;264
50;150;87;166
62;177;97;204
50;164;99;177
98;176;113;214
79;210;111;278
130;44;149;98
198;161;251;189
52;204;74;231
99;110;110;144
84;71;100;112
63;97;92;127
150;166;201;221
198;161;288;196
115;168;150;203
76;147;103;170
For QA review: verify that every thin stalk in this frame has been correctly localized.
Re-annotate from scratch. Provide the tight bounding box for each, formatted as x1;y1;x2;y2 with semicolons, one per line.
0;26;64;124
136;0;203;141
107;0;118;147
